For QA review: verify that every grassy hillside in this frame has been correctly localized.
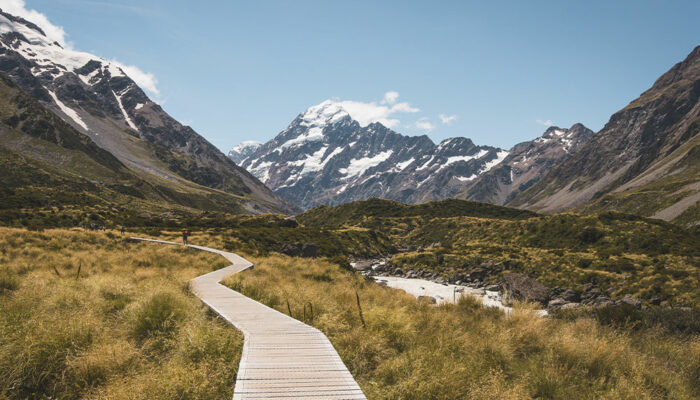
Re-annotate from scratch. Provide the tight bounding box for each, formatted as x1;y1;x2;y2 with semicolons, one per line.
224;254;700;399
0;228;242;399
298;198;538;229
298;200;700;307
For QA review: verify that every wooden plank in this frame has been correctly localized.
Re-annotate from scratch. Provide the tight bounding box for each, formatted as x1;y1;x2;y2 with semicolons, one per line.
131;238;366;400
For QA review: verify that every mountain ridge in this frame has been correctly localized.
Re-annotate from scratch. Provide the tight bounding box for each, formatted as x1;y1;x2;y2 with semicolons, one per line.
0;8;298;215
509;45;700;225
235;100;508;209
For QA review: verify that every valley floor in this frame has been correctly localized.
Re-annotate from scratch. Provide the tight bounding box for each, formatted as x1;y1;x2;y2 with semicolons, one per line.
1;228;699;399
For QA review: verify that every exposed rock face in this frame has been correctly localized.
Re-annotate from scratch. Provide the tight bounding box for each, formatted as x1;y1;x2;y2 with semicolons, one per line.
278;242;318;257
509;46;700;225
0;9;297;214
459;124;594;205
235;100;508;209
500;273;549;305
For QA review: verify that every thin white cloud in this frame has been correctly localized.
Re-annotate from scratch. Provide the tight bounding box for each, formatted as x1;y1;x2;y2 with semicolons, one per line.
381;91;399;105
536;119;554;126
336;91;419;128
439;114;457;125
110;59;160;95
1;0;161;97
414;117;435;132
1;0;67;45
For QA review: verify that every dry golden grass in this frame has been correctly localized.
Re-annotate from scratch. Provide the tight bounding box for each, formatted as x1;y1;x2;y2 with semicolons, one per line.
224;254;700;399
0;228;242;399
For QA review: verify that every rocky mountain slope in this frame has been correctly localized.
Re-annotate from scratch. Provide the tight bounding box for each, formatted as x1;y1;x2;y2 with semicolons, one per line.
458;123;594;205
0;72;263;226
509;46;700;225
235;100;508;209
0;9;297;215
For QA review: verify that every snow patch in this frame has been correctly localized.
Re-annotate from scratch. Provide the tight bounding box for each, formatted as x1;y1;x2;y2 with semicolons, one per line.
249;161;272;183
339;150;393;178
455;175;477;182
134;103;144;110
47;90;88;130
479;150;509;173
395;158;415;171
113;90;138;131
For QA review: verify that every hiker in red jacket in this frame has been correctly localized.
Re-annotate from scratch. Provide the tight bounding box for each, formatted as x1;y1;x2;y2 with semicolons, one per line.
182;229;189;246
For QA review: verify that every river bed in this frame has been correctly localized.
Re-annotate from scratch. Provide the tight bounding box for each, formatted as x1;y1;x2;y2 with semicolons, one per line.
372;275;547;316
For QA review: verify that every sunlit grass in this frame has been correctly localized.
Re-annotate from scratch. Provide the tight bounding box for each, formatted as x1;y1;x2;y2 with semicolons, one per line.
0;227;242;399
224;254;700;399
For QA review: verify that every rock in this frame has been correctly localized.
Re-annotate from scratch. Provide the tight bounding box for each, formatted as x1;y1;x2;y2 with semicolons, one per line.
649;296;664;306
594;297;615;307
418;296;437;304
352;260;373;271
484;284;500;291
500;273;549;305
138;212;151;218
560;302;581;310
279;242;317;258
467;268;489;282
393;268;403;276
435;277;448;285
547;298;571;311
559;289;580;302
621;295;642;308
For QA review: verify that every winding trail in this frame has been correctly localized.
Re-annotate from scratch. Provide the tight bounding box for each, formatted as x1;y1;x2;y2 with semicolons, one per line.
131;238;366;400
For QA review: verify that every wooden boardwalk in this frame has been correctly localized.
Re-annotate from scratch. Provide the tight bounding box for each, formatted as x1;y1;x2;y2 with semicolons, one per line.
131;238;366;400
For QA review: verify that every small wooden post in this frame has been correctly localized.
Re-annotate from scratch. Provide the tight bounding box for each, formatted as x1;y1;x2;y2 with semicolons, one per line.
52;265;61;277
76;262;82;280
286;299;292;317
355;291;366;328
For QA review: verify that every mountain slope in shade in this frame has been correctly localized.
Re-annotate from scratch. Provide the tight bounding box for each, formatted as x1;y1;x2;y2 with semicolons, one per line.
458;123;594;205
236;100;508;209
0;72;260;217
0;9;298;215
509;46;700;225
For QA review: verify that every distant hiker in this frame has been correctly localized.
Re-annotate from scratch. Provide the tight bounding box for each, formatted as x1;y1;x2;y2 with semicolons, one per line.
120;225;125;236
183;229;189;246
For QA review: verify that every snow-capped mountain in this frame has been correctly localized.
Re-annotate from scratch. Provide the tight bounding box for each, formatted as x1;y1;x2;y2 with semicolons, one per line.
228;141;262;163
0;8;297;214
234;100;508;209
458;123;594;204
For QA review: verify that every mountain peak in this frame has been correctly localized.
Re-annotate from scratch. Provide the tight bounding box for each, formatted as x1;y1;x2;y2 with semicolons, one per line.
299;100;351;128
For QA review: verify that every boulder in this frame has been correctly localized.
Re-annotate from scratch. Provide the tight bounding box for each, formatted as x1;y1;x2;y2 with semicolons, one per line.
279;242;318;258
500;273;549;305
547;298;569;310
467;268;489;282
352;260;374;271
621;295;642;308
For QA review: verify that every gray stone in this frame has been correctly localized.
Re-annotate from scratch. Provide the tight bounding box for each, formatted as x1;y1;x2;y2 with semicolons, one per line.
418;296;437;304
500;273;549;305
622;295;642;308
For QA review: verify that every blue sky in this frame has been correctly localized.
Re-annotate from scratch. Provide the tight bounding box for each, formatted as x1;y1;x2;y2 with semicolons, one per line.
9;0;700;151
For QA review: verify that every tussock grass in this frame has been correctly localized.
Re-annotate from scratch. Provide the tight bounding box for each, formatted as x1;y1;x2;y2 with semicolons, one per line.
225;254;700;399
0;228;243;399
